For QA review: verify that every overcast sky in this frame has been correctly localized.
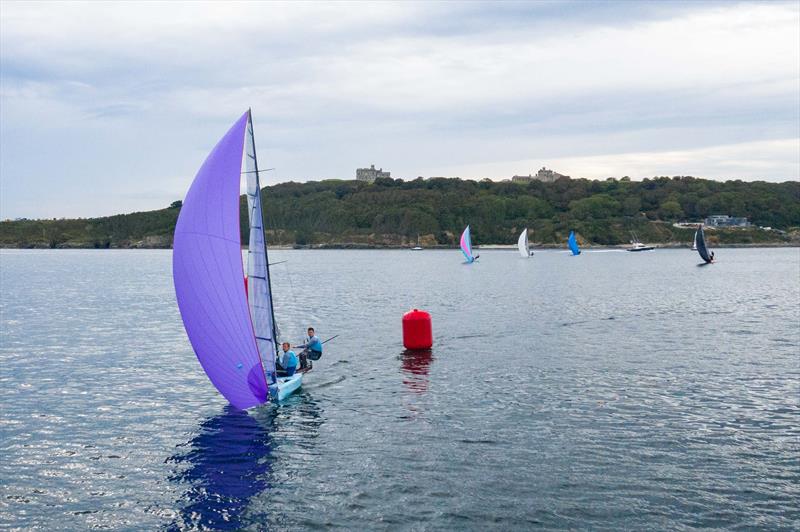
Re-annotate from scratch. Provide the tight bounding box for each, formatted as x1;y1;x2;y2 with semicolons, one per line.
1;1;798;219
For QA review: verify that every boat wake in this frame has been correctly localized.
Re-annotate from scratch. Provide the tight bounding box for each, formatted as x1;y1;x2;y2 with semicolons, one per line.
561;316;616;327
311;375;347;388
584;249;626;253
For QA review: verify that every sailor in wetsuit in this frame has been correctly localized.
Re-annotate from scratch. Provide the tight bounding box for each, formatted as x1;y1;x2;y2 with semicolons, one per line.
296;327;323;369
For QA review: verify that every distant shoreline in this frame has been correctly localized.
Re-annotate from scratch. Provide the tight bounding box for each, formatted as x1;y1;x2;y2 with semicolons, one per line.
2;243;797;250
3;176;798;251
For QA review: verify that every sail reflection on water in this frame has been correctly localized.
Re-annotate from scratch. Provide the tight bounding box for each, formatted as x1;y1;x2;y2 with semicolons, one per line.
166;406;275;530
166;396;323;530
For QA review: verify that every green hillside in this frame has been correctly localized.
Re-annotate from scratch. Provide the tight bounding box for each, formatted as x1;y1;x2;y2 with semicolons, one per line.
2;176;798;248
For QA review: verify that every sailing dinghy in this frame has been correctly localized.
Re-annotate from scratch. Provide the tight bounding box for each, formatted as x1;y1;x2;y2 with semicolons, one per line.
517;228;533;257
460;225;478;263
692;230;698;251
173;110;302;409
568;230;581;256
695;225;714;263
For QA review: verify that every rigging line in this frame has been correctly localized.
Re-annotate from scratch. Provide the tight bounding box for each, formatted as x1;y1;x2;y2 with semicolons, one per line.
282;259;302;342
242;168;275;174
257;161;298;324
247;110;279;352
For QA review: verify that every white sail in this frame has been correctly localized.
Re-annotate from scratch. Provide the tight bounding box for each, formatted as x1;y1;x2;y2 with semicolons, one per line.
517;228;530;258
692;230;698;250
245;111;277;377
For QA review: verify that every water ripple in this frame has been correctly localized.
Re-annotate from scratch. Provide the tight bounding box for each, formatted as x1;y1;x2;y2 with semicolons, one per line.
1;248;798;530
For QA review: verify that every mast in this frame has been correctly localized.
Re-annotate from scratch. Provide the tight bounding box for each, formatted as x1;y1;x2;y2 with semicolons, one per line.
245;109;279;376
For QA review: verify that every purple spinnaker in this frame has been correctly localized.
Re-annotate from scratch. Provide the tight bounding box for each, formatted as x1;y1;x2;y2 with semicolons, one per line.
172;112;268;409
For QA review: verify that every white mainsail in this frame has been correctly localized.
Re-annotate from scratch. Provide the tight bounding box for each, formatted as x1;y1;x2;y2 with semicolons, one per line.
517;228;530;258
245;111;278;378
692;230;698;251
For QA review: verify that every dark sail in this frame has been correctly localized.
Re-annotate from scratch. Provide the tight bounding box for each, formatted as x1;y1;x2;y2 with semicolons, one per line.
696;225;712;263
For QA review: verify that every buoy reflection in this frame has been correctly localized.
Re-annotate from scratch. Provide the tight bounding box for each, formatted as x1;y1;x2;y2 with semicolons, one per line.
400;349;434;394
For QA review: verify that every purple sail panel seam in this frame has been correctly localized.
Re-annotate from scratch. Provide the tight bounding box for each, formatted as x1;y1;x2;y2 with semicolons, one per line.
176;210;245;343
180;239;249;360
174;274;245;401
175;242;253;390
185;236;246;351
175;260;229;358
201;116;260;359
201;235;253;352
173;230;242;244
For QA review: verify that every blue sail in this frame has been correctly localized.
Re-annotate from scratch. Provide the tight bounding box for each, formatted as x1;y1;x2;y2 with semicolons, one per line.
568;230;581;255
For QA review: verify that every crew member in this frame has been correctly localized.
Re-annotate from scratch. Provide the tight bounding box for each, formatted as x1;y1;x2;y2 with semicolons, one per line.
277;342;298;377
297;327;323;361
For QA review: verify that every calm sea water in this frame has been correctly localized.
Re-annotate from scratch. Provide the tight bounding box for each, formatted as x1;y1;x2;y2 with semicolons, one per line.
1;248;799;530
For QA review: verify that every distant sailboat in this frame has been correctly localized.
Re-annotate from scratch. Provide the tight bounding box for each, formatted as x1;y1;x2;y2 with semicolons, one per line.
568;230;581;256
695;225;714;263
412;234;423;250
692;230;698;251
517;228;532;258
172;110;303;409
460;225;478;263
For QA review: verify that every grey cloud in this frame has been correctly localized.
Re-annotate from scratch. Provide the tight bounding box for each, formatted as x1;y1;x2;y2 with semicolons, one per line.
0;1;798;219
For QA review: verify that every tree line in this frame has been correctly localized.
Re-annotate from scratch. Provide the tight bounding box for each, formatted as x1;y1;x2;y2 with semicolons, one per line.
2;176;798;248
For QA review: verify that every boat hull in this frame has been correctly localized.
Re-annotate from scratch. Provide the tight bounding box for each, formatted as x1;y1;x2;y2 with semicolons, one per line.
627;246;655;252
269;373;303;401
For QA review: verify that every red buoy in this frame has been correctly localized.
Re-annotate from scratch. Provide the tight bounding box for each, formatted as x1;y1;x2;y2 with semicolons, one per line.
402;309;433;350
